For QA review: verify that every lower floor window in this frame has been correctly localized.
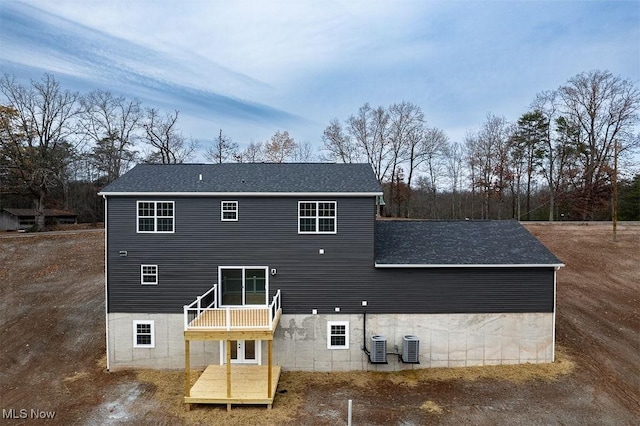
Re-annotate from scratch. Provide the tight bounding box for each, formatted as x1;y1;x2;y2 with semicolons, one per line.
133;320;155;348
327;321;349;349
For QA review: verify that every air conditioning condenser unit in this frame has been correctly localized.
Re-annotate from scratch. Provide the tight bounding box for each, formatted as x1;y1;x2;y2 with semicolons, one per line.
370;335;387;363
402;335;420;363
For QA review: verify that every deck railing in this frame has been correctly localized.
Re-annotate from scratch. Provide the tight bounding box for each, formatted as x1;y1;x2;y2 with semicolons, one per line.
184;285;281;331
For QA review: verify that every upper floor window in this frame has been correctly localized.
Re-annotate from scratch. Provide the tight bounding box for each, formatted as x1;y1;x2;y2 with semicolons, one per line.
137;201;174;233
298;201;337;234
141;265;158;285
221;201;238;221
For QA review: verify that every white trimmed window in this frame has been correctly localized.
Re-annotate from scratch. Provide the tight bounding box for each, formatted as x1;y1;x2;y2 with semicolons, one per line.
141;265;158;285
327;321;349;349
221;201;238;221
298;201;337;234
133;320;155;348
137;201;174;233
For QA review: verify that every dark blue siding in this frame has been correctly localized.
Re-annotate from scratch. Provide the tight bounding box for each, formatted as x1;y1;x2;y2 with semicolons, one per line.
106;196;554;314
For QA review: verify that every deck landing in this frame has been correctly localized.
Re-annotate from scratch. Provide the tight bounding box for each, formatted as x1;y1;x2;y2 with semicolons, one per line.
185;364;282;408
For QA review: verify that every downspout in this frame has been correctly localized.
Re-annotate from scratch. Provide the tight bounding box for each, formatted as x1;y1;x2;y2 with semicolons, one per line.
362;310;370;357
103;195;110;371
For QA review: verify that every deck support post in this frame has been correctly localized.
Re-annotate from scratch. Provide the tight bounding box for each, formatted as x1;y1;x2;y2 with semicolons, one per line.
185;339;191;397
226;339;232;399
267;340;273;397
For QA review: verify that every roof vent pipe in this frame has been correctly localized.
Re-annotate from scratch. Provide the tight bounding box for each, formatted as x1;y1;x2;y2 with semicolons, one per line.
198;174;202;181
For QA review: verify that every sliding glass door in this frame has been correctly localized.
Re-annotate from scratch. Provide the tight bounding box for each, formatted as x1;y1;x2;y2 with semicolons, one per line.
219;267;268;306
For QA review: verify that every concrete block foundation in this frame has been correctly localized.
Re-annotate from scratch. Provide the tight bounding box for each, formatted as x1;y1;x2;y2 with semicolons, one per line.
107;312;554;371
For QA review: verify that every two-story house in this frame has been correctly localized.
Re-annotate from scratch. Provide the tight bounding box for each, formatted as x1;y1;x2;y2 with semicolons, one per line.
100;162;563;408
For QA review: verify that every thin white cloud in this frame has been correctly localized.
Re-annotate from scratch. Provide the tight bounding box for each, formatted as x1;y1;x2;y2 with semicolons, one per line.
1;2;302;127
3;0;638;148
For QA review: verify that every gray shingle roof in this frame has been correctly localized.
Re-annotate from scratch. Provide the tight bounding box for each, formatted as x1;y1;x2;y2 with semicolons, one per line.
375;220;563;266
100;163;382;194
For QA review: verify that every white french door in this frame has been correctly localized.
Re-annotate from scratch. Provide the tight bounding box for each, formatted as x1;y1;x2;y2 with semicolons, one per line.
220;340;261;365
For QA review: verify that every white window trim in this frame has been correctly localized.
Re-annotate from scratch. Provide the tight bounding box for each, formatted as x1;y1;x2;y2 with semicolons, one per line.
298;201;337;234
136;201;175;233
221;201;239;221
140;264;158;285
327;320;349;349
133;320;155;348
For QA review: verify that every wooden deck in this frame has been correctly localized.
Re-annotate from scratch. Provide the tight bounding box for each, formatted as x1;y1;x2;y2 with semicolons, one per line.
189;308;270;329
185;365;282;408
184;308;281;341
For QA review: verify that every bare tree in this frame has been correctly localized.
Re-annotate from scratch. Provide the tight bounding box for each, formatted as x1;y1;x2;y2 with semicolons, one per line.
236;141;264;163
387;101;423;215
420;128;449;218
323;102;448;217
79;90;141;183
559;70;640;219
408;126;446;191
142;109;194;163
291;140;316;162
263;130;296;163
443;140;465;218
465;131;480;218
466;123;516;221
0;74;80;230
466;114;510;219
346;103;391;183
387;102;415;184
205;129;238;163
321;118;362;163
531;91;577;221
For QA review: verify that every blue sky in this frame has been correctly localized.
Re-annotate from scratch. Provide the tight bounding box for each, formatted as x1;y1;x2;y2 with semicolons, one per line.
1;0;638;159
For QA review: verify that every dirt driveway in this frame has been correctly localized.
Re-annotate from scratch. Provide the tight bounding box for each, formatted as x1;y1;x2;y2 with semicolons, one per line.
0;223;638;425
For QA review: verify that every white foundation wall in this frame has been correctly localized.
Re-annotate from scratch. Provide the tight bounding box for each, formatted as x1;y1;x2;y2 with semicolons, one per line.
107;312;554;370
107;313;221;370
275;313;554;372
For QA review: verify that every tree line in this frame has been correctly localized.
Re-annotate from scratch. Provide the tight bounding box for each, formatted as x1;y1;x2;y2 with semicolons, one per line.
0;73;314;229
1;70;639;230
321;70;639;221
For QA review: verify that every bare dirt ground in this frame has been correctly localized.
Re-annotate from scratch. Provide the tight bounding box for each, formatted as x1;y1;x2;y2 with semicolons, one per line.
0;223;638;425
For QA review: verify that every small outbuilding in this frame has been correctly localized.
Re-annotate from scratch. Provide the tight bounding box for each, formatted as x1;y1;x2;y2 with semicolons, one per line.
0;208;77;231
